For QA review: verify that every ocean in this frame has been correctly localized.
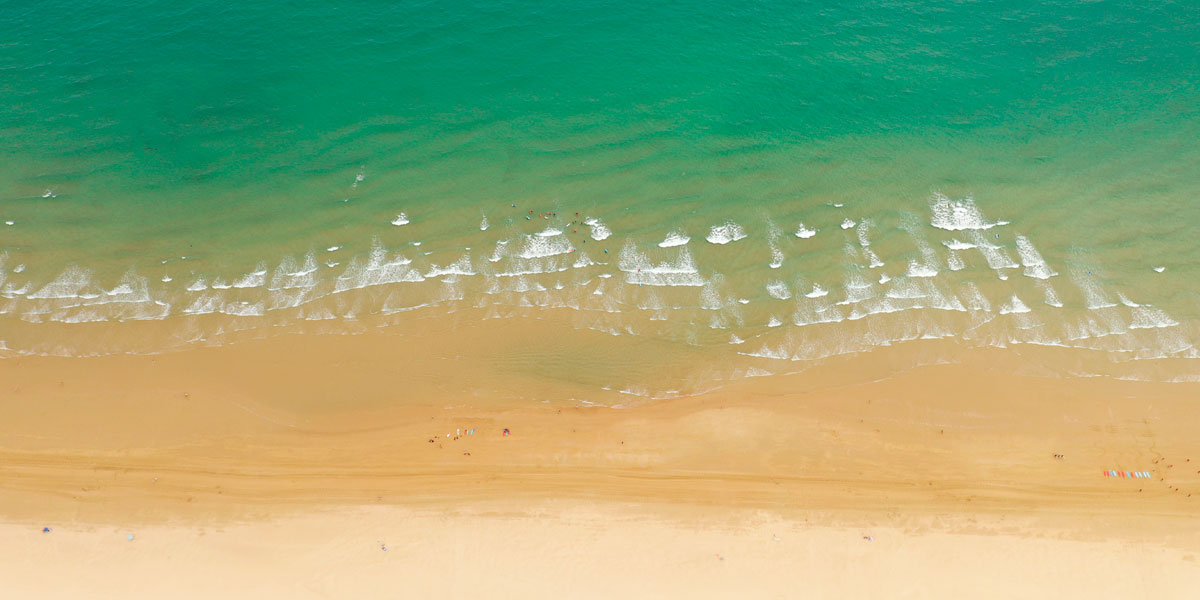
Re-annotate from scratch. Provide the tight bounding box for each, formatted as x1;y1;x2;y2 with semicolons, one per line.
2;0;1199;399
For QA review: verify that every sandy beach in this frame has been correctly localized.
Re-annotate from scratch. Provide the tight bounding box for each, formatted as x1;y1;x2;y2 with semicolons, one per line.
5;502;1198;599
7;0;1200;597
2;316;1199;598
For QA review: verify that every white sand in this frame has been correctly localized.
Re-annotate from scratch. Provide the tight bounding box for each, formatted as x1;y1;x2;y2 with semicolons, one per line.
6;502;1199;599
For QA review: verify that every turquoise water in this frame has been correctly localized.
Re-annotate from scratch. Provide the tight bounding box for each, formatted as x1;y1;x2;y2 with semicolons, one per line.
2;1;1200;390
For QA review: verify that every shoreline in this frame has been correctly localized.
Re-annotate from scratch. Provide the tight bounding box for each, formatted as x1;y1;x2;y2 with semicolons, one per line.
3;326;1199;597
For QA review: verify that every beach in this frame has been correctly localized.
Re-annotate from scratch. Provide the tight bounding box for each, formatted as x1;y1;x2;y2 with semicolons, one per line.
4;0;1200;596
5;503;1199;599
3;316;1199;597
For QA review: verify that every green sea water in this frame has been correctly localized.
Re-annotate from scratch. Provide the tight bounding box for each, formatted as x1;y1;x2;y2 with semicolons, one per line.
2;1;1200;393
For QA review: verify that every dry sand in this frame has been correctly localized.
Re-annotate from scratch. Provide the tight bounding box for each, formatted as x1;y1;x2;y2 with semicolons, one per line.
5;503;1199;599
2;318;1199;598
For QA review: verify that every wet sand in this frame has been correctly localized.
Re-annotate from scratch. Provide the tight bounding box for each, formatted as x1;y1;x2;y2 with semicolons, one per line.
2;316;1199;598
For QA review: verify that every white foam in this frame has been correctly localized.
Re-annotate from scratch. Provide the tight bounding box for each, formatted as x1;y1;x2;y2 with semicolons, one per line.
796;300;844;328
766;280;791;300
182;293;223;315
729;334;745;345
999;295;1031;315
847;298;905;321
492;263;571;278
699;283;724;310
14;264;25;274
743;344;791;360
658;231;690;248
706;222;747;245
517;234;574;259
838;272;876;305
161;275;172;283
1015;235;1057;279
969;231;1020;271
103;270;152;304
4;221;12;226
878;274;891;284
233;267;267;289
425;254;475;278
1039;281;1064;307
391;213;410;226
2;282;31;297
1129;307;1178;329
840;218;856;230
1153;266;1165;273
270;253;320;290
618;242;705;287
1069;310;1129;340
805;284;828;298
636;289;666;311
536;227;562;237
792;302;846;327
327;246;341;252
572;252;596;269
28;265;93;299
488;240;509;263
946;251;966;271
930;287;967;312
333;242;424;293
863;249;884;269
222;301;264;317
54;308;107;323
583;217;611;241
768;233;784;269
943;239;976;250
1118;293;1140;308
855;221;872;246
480;216;489;231
881;278;965;312
929;194;1005;231
211;279;231;290
884;278;929;300
842;242;861;262
510;277;545;293
1073;272;1117;309
126;301;177;322
303;308;337;321
767;316;782;328
960;282;991;312
288;255;319;276
795;224;817;239
906;261;938;278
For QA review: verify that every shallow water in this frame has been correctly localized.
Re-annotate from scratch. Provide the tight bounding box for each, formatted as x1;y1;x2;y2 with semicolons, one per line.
2;1;1199;395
